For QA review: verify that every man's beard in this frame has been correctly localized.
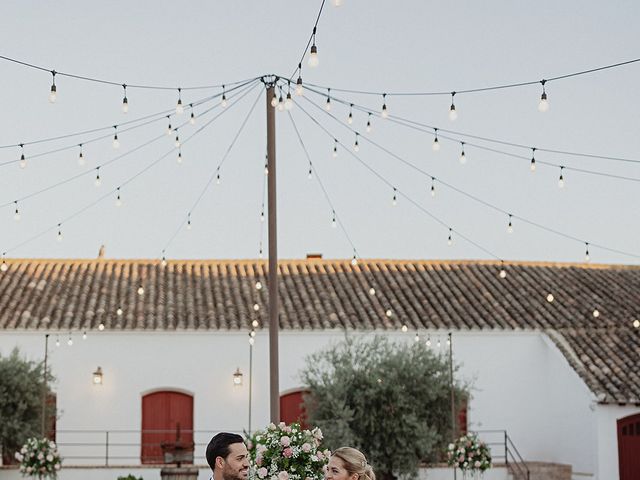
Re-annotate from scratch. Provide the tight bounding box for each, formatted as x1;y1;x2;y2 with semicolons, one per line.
222;464;248;480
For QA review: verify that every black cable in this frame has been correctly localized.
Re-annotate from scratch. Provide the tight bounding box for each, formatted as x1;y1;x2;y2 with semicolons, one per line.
288;0;327;81
300;57;640;96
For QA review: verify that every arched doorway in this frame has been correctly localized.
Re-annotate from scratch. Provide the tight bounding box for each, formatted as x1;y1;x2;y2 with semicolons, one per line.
618;412;640;480
280;388;309;429
141;390;194;464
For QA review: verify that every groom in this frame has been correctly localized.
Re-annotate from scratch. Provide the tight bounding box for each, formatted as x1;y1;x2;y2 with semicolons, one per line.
206;432;250;480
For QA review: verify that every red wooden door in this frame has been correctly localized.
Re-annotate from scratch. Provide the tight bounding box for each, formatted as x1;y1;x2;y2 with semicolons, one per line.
280;390;309;429
141;391;193;464
618;413;640;480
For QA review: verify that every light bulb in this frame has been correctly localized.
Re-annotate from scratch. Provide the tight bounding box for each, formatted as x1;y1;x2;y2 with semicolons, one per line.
166;119;172;136
177;150;183;163
161;257;167;268
308;44;319;68
447;229;453;246
113;134;120;149
332;0;343;6
255;281;262;290
116;308;123;316
437;339;441;348
174;135;181;148
366;115;372;133
633;319;640;329
277;95;285;111
331;212;337;228
78;149;85;166
546;293;554;303
325;95;331;111
95;170;101;187
221;96;228;108
187;217;192;230
592;309;600;318
381;94;388;118
19;154;27;169
190;111;196;125
351;256;357;266
176;90;184;114
558;168;565;188
252;319;259;327
585;243;590;262
415;332;420;342
507;216;513;234
426;337;432;347
14;205;20;221
530;155;536;172
430;178;436;197
347;105;353;124
57;226;63;242
0;262;7;272
98;323;105;331
386;309;393;318
499;268;507;279
295;76;304;96
253;303;260;311
459;148;466;164
48;73;57;103
401;325;408;332
137;286;144;295
122;96;128;113
271;93;278;107
392;189;397;206
55;337;60;347
308;167;313;179
115;192;122;207
354;136;359;152
216;172;220;184
260;211;265;222
82;331;87;340
432;137;440;151
332;140;338;158
67;337;73;346
249;337;255;345
449;105;457;121
538;92;549;112
369;287;376;296
285;92;293;110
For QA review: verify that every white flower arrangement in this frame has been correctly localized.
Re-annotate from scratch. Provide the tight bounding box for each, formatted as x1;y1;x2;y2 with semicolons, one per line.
14;437;62;479
446;433;491;475
247;422;329;480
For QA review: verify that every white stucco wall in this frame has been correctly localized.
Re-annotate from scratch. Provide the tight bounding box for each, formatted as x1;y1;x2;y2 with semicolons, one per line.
0;329;613;478
595;403;640;480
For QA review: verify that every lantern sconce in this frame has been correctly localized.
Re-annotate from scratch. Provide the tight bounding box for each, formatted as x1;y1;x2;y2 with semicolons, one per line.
93;366;103;385
233;367;243;387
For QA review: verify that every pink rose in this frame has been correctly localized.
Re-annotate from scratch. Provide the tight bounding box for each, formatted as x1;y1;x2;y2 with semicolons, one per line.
278;422;287;429
283;447;293;458
280;436;291;447
317;451;324;460
258;468;268;478
278;471;289;480
257;444;267;454
474;461;481;468
302;443;312;453
256;455;263;466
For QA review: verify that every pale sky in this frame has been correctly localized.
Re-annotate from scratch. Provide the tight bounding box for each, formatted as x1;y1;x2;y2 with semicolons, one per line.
1;1;639;264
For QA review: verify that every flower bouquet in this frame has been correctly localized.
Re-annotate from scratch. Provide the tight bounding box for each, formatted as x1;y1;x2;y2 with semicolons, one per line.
15;437;62;479
446;433;491;479
247;422;329;480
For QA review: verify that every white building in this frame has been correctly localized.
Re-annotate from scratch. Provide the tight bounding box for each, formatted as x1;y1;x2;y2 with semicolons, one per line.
0;258;638;480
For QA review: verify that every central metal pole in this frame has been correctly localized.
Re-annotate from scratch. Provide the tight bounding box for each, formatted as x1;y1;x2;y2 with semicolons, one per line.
266;83;280;423
248;340;253;434
41;334;49;437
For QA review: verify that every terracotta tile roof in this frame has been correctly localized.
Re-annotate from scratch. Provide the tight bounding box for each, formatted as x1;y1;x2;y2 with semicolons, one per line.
0;258;638;403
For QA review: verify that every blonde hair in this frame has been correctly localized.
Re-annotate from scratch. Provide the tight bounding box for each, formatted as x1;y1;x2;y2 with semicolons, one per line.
331;447;376;480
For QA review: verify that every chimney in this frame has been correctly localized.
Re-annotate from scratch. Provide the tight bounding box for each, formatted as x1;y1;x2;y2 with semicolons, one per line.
306;253;323;260
97;245;106;259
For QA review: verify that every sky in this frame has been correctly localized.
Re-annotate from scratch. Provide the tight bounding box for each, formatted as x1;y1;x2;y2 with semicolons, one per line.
1;1;639;264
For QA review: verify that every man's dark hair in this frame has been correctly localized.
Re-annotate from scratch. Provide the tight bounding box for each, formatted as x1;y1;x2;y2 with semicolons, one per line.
206;432;245;470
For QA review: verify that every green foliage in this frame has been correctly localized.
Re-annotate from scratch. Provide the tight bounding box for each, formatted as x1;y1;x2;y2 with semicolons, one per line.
117;475;143;480
300;336;467;480
0;348;55;463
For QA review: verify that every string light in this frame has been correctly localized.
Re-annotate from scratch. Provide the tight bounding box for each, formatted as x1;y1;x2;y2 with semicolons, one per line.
189;105;196;125
633;319;640;329
459;142;466;164
255;281;262;290
296;66;304;96
353;132;360;152
258;247;263;259
325;88;331;111
137;285;144;295
369;287;376;296
392;187;397;206
415;333;421;342
249;336;255;346
538;80;549;112
48;71;57;103
56;224;63;242
430;177;436;197
82;331;87;340
166;117;172;136
177;148;183;163
176;88;184;114
437;338;441;348
260;209;265;222
332;0;343;6
13;201;20;221
308;164;313;179
174;131;181;148
67;335;73;346
0;255;7;272
366;113;372;133
216;170;221;184
507;214;513;234
432;128;440;151
558;166;565;188
55;336;60;347
19;144;26;169
253;303;260;311
449;92;457;121
277;90;285;112
264;160;268;175
446;335;451;346
592;309;600;318
499;262;507;278
530;148;536;172
584;242;590;262
332;138;338;158
112;126;120;149
115;187;122;207
221;85;228;108
331;210;337;228
121;84;129;113
351;253;358;266
271;90;278;108
347;104;354;124
94;167;101;187
308;27;319;67
447;228;453;246
285;91;293;111
116;308;123;316
386;309;393;318
547;293;554;303
187;212;192;230
98;323;105;331
78;144;85;166
161;254;167;268
381;93;388;118
252;319;259;327
425;335;432;348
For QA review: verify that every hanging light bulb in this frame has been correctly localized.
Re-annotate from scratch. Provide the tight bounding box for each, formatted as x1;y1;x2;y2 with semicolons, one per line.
137;285;144;296
264;161;268;175
285;91;293;110
430;177;436;197
369;287;376;296
176;88;184;114
584;242;590;262
546;293;554;303
447;228;453;246
19;144;26;169
351;254;358;266
57;224;63;242
353;133;359;152
166;117;172;136
13;201;20;221
221;85;228;108
82;331;87;340
401;324;408;332
325;88;332;111
216;170;221;184
507;215;513;234
48;71;57;103
177;149;183;163
116;307;123;316
78;144;85;166
115;187;123;207
331;210;337;228
98;323;105;331
258;246;263;259
332;0;343;6
121;84;129;113
381;93;388;118
633;319;640;329
347;104;354;124
187;213;192;230
67;336;73;346
295;68;304;96
558;167;565;188
530;148;536;172
459;143;466;164
308;28;319;67
332;139;338;158
55;336;60;347
112;126;120;149
499;262;507;278
366;113;372;133
437;338;441;348
174;132;181;148
538;80;549;112
308;165;313;179
255;281;262;290
189;105;196;125
0;256;8;272
260;209;265;222
392;187;397;206
449;92;458;121
161;255;167;268
94;167;101;187
271;90;278;108
426;336;432;347
253;303;260;312
432;128;440;151
592;309;600;318
386;309;393;318
277;92;285;112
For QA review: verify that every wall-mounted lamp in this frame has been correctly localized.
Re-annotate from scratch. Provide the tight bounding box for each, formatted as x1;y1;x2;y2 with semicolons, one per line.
233;367;243;387
93;366;103;385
